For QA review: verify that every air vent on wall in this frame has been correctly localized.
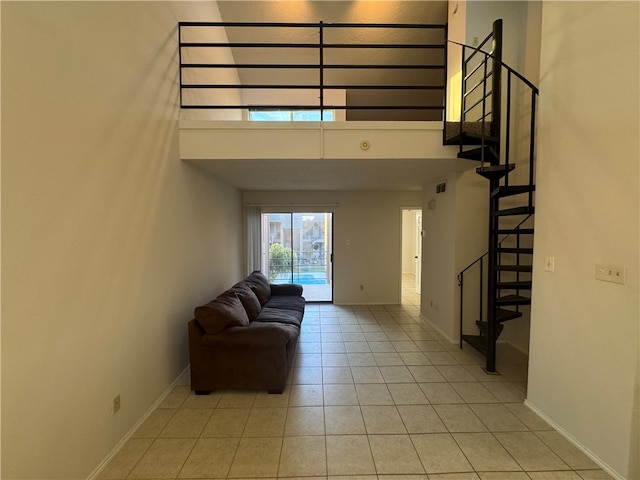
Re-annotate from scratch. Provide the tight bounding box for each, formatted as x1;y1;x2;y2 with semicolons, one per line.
436;180;447;194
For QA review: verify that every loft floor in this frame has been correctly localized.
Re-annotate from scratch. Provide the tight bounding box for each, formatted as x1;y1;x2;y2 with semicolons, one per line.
179;121;475;191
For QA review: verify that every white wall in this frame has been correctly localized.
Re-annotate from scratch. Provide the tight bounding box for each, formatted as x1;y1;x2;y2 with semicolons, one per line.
528;2;639;478
421;169;487;342
421;174;458;340
179;18;243;120
465;1;527;71
243;190;421;305
454;170;491;343
1;2;243;478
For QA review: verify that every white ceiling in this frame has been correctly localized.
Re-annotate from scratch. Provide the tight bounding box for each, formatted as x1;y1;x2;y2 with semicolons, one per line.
190;1;471;192
186;156;476;191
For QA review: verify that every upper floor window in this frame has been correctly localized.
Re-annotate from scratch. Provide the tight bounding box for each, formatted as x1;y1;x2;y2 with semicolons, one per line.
249;109;335;121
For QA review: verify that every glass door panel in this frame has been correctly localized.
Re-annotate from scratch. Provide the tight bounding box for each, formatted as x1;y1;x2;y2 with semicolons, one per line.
262;212;332;302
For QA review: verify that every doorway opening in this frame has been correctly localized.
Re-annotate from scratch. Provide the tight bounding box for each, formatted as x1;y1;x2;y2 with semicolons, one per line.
401;208;422;307
261;212;333;302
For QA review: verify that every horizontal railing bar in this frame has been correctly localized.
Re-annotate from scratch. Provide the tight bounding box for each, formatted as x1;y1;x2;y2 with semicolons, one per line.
458;214;534;279
462;112;491;124
180;42;446;49
464;94;493;115
465;34;493;63
181;63;317;69
450;40;540;93
464;77;492;98
181;105;445;110
464;111;492;122
180;42;317;48
181;63;445;70
183;85;319;90
179;21;446;29
322;22;446;29
323;64;445;69
183;84;446;90
464;61;493;82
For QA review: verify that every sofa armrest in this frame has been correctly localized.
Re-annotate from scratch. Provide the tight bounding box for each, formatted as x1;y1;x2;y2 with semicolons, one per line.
269;283;303;296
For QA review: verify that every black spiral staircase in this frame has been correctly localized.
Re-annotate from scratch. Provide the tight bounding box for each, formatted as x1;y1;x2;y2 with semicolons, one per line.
447;20;539;373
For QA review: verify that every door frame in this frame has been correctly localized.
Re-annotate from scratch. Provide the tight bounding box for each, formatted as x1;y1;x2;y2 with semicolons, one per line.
261;211;334;303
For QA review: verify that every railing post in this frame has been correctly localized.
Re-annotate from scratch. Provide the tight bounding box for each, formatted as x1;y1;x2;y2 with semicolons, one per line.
490;19;503;144
504;73;512;186
529;89;537;208
481;58;488;167
442;24;449;125
486;184;500;373
178;23;183;108
459;274;464;348
319;21;324;118
479;258;484;323
459;46;466;154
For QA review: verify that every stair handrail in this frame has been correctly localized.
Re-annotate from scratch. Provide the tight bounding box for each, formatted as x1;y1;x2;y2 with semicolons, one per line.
457;213;534;286
457;214;534;348
445;35;539;170
446;39;540;95
450;20;539;372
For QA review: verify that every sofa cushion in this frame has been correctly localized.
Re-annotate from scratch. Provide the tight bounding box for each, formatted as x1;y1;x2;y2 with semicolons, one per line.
255;306;303;328
244;271;271;305
264;294;306;314
270;283;303;296
231;285;262;321
194;291;250;335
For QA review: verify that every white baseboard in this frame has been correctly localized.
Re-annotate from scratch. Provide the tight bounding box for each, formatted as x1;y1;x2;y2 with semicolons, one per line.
524;399;625;480
496;338;530;357
420;313;458;344
86;365;191;480
332;302;397;306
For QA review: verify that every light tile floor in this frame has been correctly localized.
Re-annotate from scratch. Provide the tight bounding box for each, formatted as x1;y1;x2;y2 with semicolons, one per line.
99;298;611;480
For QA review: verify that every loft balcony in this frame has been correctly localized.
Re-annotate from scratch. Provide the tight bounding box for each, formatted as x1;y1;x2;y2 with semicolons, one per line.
177;21;472;189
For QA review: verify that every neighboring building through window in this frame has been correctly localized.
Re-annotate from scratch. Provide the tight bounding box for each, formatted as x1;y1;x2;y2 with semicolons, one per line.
249;109;335;121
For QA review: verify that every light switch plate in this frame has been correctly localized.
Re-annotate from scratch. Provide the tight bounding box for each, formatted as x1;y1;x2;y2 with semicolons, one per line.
544;256;555;272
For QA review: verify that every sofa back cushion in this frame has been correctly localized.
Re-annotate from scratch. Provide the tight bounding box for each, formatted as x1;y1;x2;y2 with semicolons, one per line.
194;291;250;335
230;285;262;321
244;270;271;306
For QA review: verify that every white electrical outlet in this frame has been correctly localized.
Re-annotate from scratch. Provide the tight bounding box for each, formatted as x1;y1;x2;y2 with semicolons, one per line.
595;264;626;285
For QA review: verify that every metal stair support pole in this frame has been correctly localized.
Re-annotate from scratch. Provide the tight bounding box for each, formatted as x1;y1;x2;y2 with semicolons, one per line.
485;19;503;373
319;21;324;117
489;19;502;142
486;183;500;373
453;19;538;368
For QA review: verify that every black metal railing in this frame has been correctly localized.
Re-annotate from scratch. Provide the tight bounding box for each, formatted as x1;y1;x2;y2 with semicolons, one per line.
446;39;539;189
457;214;534;348
178;21;448;121
451;20;539;371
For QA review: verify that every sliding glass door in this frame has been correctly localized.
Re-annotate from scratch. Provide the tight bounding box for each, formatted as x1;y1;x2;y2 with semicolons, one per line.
261;212;333;302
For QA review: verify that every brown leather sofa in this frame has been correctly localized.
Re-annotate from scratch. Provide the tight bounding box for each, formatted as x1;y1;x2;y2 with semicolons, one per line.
188;271;305;394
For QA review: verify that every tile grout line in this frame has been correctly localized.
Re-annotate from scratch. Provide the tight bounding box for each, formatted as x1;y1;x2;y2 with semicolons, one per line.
102;304;613;480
